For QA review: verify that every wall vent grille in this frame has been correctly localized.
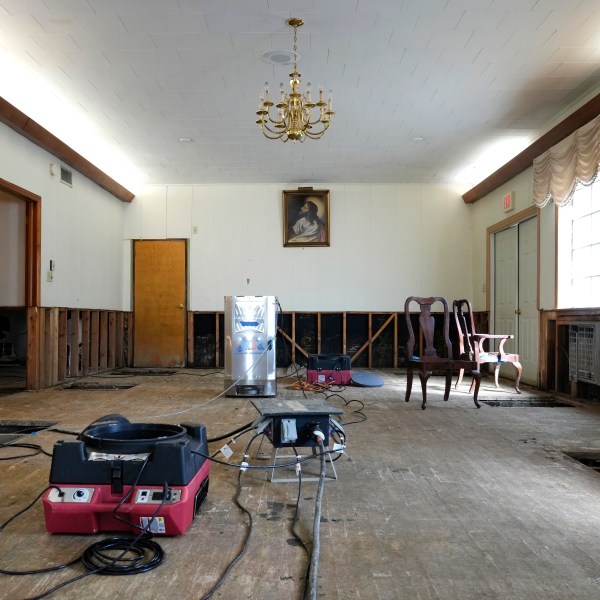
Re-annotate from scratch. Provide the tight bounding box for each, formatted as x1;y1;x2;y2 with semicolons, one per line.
569;323;600;383
60;166;73;187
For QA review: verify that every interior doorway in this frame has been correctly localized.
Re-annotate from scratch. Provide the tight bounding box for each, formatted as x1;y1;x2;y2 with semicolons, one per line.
133;240;187;367
0;179;41;392
490;208;539;386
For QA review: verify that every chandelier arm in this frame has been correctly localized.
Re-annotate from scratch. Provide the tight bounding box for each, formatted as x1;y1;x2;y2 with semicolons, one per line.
304;124;328;135
260;125;285;138
303;122;329;136
303;129;326;140
306;117;331;126
260;128;287;140
260;120;286;135
266;115;286;126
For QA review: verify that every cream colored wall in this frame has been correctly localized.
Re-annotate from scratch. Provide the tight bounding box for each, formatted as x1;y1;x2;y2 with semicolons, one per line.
124;183;474;312
469;166;556;312
0;123;127;310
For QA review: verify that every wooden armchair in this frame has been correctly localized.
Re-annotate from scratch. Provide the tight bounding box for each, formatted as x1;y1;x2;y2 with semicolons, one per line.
405;296;482;409
453;299;522;394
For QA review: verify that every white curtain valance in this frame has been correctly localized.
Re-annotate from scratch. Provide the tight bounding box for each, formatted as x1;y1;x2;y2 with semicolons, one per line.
532;114;600;207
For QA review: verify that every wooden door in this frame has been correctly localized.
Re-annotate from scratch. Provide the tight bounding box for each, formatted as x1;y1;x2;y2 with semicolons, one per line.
134;240;187;367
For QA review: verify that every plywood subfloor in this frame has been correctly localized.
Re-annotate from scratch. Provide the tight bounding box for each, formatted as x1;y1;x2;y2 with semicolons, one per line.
1;369;600;600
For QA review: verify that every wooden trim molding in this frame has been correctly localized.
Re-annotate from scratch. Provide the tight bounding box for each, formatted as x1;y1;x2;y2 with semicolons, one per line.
463;91;600;204
0;97;135;203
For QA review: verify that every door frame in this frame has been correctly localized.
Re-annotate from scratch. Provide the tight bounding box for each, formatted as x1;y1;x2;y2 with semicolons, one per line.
0;178;41;390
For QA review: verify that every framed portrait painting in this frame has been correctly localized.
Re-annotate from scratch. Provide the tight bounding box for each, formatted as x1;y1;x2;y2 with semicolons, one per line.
282;189;330;247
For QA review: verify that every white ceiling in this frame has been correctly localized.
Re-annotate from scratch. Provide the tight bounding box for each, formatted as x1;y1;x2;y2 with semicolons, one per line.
2;0;600;191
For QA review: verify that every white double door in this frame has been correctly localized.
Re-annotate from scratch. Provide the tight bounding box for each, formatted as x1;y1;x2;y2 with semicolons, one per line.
493;216;538;386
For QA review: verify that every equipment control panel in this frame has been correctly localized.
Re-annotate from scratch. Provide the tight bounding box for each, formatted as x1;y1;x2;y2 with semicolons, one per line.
135;488;181;504
47;487;95;503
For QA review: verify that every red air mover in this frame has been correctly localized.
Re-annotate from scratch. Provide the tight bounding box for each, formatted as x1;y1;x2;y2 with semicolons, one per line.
43;416;210;536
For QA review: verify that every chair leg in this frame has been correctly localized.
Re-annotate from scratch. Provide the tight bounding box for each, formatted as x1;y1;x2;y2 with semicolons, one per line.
455;368;464;389
444;370;452;401
405;368;413;403
513;361;522;394
494;363;501;388
418;371;431;410
471;370;482;408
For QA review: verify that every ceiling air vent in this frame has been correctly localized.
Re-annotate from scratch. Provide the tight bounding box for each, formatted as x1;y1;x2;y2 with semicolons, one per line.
60;166;73;187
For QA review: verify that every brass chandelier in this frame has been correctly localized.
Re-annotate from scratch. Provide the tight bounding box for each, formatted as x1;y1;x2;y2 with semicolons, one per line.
256;18;334;142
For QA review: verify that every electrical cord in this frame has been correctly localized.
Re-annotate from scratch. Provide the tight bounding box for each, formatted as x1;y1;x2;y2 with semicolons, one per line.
201;427;335;600
192;445;339;470
0;441;53;459
206;420;256;444
144;333;273;421
276;298;366;426
0;460;167;599
313;386;367;425
199;434;259;600
306;440;327;600
0;426;82;461
290;448;311;594
47;427;80;436
81;536;165;575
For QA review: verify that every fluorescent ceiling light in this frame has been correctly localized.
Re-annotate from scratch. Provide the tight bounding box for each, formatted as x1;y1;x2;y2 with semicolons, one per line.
453;136;532;188
0;49;146;194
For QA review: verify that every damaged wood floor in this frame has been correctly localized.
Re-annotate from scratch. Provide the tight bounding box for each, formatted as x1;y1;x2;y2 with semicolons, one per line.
1;369;600;600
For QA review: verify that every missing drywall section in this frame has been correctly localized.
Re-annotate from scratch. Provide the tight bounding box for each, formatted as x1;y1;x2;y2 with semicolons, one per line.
0;420;57;444
478;396;574;407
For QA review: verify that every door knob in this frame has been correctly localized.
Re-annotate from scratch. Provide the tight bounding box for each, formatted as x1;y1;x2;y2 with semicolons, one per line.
178;304;184;309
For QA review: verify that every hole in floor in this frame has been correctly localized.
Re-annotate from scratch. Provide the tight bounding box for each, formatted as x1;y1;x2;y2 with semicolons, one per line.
65;382;137;390
110;369;176;376
0;420;58;444
478;396;574;407
564;452;600;473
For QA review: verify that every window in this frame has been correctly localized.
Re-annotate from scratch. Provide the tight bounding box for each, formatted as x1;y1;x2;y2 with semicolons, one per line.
557;180;600;308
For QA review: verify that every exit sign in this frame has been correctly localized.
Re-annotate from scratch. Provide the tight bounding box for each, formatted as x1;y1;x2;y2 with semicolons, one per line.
503;191;514;212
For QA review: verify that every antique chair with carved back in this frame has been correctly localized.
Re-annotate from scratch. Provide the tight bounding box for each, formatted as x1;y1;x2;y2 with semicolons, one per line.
453;298;522;394
404;296;482;409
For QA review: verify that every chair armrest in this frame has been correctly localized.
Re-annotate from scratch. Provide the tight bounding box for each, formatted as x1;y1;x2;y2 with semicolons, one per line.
472;333;514;340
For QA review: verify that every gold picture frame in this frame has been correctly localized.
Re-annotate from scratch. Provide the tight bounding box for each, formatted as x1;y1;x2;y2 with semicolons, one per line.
282;189;330;247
